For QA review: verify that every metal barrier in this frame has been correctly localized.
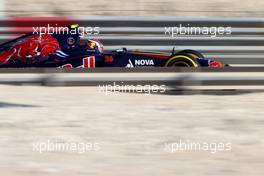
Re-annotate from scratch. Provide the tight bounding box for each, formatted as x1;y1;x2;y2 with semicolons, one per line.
0;68;264;90
0;16;264;66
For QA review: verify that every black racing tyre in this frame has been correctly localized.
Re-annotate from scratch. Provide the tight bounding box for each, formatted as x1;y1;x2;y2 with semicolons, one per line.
165;55;199;67
176;49;205;59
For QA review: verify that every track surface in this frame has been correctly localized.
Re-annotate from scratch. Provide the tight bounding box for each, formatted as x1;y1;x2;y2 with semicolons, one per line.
0;85;263;176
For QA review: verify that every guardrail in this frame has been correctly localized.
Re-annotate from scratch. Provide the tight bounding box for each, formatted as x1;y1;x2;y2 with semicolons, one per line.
1;68;264;90
0;16;264;66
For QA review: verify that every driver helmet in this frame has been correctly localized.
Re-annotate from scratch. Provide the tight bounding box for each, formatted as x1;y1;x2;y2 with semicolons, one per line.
87;39;104;53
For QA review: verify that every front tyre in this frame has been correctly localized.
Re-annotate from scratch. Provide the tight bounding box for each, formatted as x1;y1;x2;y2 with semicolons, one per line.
165;55;199;67
176;49;205;59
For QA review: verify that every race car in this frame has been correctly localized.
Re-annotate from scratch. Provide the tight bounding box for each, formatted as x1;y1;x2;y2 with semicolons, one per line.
0;24;227;68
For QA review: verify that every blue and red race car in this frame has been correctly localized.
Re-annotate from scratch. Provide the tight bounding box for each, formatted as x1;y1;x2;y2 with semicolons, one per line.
0;24;227;68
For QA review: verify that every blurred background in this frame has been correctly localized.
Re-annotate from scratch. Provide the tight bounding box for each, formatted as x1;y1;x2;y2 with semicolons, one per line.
0;1;264;176
2;0;264;17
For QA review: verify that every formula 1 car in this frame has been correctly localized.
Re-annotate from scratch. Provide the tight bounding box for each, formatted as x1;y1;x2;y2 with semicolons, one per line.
0;25;226;68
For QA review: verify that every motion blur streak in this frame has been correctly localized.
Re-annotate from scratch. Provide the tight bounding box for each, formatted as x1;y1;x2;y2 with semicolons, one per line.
5;0;264;17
